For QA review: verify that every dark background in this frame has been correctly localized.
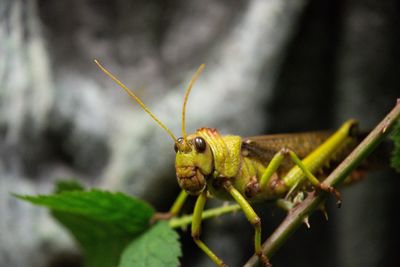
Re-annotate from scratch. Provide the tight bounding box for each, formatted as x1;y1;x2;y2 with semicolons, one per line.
1;0;399;266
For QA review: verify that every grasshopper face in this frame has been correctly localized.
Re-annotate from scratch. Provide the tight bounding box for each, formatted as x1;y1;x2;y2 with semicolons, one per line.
175;133;214;195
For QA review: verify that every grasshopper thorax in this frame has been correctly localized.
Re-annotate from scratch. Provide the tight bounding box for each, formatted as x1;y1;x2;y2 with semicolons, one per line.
174;130;215;195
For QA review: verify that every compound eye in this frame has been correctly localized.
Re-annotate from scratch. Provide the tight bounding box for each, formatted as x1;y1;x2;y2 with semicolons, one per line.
194;137;206;153
174;137;184;152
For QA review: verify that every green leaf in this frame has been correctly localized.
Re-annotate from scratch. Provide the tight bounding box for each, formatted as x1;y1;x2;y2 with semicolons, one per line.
16;187;155;267
390;119;400;172
54;179;85;193
119;222;181;267
17;190;154;234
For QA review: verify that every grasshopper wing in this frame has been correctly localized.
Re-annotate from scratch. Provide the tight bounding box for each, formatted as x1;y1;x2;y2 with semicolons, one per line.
241;131;332;174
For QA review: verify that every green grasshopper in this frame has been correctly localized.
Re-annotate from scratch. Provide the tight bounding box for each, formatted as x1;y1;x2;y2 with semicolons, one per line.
95;61;359;267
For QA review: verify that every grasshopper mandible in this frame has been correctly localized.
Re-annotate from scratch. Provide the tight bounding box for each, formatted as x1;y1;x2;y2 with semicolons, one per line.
95;61;358;267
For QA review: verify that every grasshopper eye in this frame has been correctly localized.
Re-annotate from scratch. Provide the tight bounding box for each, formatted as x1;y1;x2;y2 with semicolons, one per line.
174;137;184;152
194;137;206;153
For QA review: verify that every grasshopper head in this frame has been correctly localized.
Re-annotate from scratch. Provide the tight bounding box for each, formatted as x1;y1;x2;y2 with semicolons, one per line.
174;132;214;195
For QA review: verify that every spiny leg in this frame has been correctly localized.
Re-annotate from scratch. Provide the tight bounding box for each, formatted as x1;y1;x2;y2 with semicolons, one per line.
277;120;360;205
192;190;227;267
223;181;272;267
259;148;341;207
285;149;341;207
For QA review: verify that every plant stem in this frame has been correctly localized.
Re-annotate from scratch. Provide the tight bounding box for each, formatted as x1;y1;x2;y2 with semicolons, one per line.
244;99;400;267
168;203;241;229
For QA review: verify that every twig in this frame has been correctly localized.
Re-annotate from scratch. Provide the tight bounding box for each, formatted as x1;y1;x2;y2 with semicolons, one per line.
169;203;241;229
244;99;400;267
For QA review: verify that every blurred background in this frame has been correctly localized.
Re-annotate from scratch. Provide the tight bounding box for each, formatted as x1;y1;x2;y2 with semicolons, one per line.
1;0;399;266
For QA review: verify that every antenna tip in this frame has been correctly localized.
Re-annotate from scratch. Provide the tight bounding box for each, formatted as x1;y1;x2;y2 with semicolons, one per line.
94;60;106;71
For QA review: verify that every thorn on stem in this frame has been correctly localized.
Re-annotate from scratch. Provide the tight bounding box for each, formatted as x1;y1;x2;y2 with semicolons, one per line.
318;183;342;208
382;118;391;133
303;217;311;228
257;252;273;267
319;205;329;221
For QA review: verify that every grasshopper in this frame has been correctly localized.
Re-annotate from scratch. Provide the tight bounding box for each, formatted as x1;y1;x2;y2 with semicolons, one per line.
95;61;359;267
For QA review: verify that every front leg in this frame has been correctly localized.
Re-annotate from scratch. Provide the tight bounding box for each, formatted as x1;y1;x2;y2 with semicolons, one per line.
192;190;227;267
151;190;188;222
223;181;272;267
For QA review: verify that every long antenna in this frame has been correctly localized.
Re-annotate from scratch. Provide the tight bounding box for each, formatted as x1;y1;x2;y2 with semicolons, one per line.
181;64;205;139
94;59;178;143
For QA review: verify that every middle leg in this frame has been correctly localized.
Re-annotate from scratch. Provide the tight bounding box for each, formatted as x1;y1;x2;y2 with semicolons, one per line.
223;181;272;267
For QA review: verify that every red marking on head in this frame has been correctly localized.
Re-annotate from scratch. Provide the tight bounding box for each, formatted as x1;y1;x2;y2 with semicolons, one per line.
197;127;219;137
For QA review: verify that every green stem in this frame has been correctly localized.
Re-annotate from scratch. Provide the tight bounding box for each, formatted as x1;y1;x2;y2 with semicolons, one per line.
244;100;400;267
168;203;241;229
